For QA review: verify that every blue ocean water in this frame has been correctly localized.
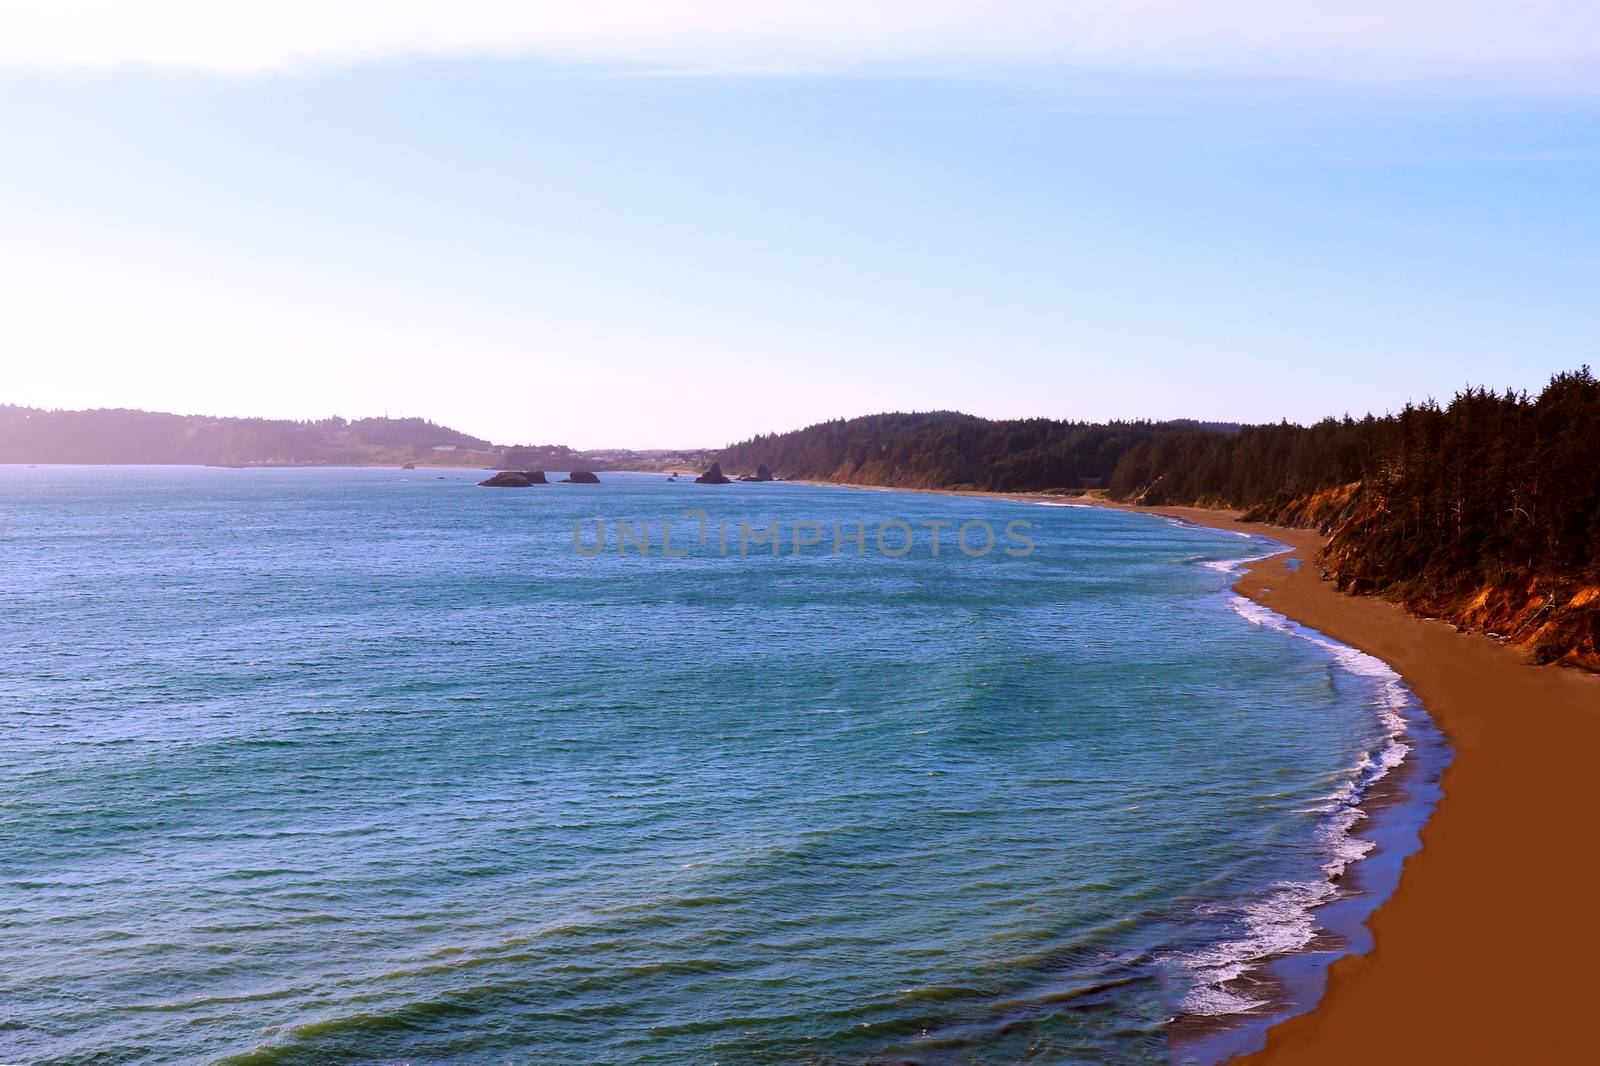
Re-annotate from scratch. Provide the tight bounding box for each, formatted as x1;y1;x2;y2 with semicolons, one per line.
0;468;1430;1064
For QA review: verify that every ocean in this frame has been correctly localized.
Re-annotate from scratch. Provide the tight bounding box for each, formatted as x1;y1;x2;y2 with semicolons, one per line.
0;467;1444;1064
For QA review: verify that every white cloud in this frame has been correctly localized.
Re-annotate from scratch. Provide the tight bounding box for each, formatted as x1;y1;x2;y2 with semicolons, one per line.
0;1;1597;91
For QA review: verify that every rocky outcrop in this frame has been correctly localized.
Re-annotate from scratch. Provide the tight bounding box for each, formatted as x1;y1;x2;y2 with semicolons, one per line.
1227;481;1600;672
695;463;731;484
478;470;548;487
1315;491;1600;671
738;464;775;482
561;470;600;484
1241;481;1363;533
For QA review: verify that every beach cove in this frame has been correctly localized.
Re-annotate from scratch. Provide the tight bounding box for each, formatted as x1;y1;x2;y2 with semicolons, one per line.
1044;495;1600;1064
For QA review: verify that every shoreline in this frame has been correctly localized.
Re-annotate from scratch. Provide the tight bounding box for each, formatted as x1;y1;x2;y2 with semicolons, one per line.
809;481;1599;1062
1161;528;1451;1063
1124;502;1598;1065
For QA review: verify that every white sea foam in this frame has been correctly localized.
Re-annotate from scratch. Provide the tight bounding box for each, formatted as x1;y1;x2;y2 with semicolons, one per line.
1170;567;1418;1018
1229;593;1412;772
1163;515;1259;540
1169;878;1339;1014
1200;552;1282;575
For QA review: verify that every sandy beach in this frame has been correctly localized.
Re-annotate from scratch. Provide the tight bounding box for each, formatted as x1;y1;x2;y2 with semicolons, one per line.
1042;495;1600;1063
804;480;1600;1060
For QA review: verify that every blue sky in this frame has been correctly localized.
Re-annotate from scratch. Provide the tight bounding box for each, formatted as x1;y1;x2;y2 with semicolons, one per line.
1;4;1597;447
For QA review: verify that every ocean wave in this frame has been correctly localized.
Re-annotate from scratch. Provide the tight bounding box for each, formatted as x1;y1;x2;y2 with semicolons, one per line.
1198;540;1291;575
1170;879;1336;1015
1162;515;1259;540
1167;585;1418;1019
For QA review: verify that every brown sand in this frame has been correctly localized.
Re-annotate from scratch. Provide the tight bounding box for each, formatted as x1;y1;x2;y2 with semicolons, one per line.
1055;497;1600;1064
802;482;1600;1061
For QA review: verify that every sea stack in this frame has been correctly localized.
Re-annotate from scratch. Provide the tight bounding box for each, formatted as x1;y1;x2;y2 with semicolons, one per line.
561;471;601;484
479;470;547;487
695;463;731;484
738;464;775;482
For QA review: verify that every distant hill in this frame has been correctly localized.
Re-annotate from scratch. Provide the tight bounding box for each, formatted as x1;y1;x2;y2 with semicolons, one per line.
496;445;712;473
713;411;1225;491
0;406;499;466
0;405;716;471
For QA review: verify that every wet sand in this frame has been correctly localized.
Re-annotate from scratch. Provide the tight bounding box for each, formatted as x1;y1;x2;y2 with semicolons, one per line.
1033;495;1600;1064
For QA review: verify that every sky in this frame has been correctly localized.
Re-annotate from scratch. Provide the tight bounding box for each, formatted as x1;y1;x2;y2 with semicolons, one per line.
1;3;1597;448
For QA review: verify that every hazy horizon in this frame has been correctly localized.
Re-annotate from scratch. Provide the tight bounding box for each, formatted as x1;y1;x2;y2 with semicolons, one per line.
0;386;1567;455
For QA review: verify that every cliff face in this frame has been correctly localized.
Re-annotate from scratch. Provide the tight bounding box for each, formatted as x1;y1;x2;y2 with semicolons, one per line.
1241;481;1364;532
1270;485;1600;672
1442;580;1600;670
1110;371;1600;672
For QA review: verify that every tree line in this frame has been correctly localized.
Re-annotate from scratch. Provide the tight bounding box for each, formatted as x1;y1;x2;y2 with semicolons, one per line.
715;412;1234;492
1109;369;1600;596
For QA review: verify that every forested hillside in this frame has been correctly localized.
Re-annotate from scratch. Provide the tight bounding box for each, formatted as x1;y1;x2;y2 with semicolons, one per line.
715;370;1600;669
715;412;1233;491
1109;369;1600;667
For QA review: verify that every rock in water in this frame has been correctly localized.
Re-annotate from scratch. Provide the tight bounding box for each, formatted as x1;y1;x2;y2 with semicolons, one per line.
478;470;548;487
754;464;774;482
695;463;731;484
561;470;601;484
479;471;533;487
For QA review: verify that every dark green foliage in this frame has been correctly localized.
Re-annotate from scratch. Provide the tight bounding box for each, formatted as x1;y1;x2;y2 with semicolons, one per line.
1112;369;1600;594
717;370;1600;602
1338;370;1600;596
715;412;1224;491
1106;416;1384;508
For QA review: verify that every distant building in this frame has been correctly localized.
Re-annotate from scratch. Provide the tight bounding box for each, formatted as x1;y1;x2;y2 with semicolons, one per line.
432;444;457;452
